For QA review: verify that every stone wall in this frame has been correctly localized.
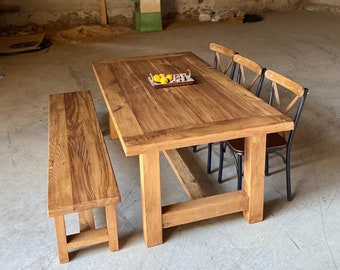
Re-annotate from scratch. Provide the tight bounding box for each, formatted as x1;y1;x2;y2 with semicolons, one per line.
300;0;340;13
161;0;301;19
0;0;134;27
0;0;338;27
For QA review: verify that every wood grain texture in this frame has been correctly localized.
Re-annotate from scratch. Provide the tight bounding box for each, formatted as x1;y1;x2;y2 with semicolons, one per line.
139;152;163;247
209;42;236;74
48;91;120;217
162;191;248;228
93;52;293;156
54;215;69;263
78;209;95;232
66;227;108;250
265;69;305;97
163;149;205;200
233;54;263;90
105;204;119;251
242;133;266;223
108;113;119;139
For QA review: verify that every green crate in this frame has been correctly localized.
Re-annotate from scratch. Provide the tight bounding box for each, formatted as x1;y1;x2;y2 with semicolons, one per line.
133;10;163;32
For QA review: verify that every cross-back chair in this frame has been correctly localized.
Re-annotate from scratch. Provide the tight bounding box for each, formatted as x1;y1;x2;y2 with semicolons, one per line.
233;54;266;96
219;69;308;201
209;42;237;78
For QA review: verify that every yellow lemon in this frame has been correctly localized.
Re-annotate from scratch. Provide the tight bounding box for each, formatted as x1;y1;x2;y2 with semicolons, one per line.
160;77;169;84
166;74;173;81
153;74;161;83
159;73;165;78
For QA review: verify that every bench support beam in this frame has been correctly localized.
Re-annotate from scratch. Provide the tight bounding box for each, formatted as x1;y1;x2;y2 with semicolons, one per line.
79;210;95;232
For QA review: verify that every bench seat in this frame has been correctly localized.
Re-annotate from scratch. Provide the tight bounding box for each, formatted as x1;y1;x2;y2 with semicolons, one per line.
48;90;120;263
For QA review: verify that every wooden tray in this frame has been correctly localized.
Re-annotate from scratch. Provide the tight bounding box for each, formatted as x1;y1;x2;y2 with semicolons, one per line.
148;70;194;89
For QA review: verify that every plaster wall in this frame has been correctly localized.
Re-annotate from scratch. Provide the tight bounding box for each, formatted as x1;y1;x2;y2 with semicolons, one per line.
0;0;338;27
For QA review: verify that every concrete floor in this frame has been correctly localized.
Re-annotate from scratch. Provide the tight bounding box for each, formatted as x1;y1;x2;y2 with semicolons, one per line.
1;10;339;270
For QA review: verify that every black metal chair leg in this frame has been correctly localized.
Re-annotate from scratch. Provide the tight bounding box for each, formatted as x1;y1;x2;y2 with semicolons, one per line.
286;152;292;201
237;155;242;190
265;152;269;176
207;143;213;173
218;142;225;183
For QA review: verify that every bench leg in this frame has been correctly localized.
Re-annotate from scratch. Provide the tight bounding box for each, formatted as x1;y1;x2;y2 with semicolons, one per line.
79;209;95;232
54;215;69;263
105;204;119;251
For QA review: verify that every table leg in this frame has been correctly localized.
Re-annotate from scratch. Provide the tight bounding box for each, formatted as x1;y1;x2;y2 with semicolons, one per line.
139;152;163;247
243;133;266;223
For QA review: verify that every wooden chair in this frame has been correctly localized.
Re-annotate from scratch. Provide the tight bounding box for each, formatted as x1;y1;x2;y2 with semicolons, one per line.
209;42;237;78
233;54;266;96
193;43;237;171
220;70;308;201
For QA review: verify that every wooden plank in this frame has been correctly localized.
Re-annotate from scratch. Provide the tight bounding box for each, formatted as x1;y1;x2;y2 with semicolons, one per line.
243;133;266;223
54;215;69;263
98;0;108;25
93;62;145;155
67;227;108;250
162;191;249;228
139;152;163;247
124;116;293;156
48;91;120;217
78;210;95;232
163;149;205;200
106;204;119;251
108;113;119;140
48;94;75;216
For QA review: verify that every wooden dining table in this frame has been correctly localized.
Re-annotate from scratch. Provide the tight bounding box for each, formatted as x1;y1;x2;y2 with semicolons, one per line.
92;51;294;247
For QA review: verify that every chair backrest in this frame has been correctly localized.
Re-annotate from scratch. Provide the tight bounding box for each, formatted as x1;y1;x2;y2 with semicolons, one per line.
209;42;237;79
264;69;308;144
233;54;265;96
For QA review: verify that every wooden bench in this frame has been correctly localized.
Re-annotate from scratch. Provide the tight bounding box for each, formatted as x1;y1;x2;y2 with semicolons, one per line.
47;90;121;263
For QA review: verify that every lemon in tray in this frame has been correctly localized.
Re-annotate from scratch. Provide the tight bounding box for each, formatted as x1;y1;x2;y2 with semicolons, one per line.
153;74;161;83
160;77;169;84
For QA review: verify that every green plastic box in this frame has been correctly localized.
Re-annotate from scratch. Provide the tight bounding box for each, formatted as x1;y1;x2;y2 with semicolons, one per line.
133;10;163;32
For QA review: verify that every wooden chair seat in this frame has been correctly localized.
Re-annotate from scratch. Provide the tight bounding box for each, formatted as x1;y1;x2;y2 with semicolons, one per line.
227;133;287;154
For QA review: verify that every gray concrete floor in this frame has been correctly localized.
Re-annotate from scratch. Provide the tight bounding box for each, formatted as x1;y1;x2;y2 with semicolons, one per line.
1;10;339;270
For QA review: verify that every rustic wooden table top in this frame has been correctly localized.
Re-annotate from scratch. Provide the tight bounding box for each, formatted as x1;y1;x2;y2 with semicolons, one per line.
93;52;293;156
